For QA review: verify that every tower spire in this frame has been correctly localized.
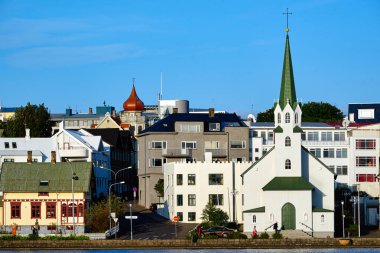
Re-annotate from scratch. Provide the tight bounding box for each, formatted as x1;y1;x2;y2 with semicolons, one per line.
283;8;292;33
278;22;297;110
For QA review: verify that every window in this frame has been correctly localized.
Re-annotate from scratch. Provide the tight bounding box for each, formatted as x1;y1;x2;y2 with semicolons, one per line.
323;148;334;158
209;174;224;185
4;142;9;149
4;158;14;163
68;203;77;217
177;195;183;206
188;194;196;206
356;157;376;167
12;142;17;148
209;194;223;205
277;113;281;123
181;141;197;149
307;132;319;141
151;141;167;149
253;215;257;223
336;148;347;158
255;148;259;153
38;192;49;196
309;148;321;158
177;212;183;221
11;202;21;218
268;132;274;141
61;204;67;217
285;136;291;147
334;132;345;141
336;166;348;175
321;132;333;141
150;158;166;167
40;181;49;186
31;202;41;218
188;212;196;221
295;113;298;124
356;174;377;182
177;174;183;185
179;124;200;133
78;203;84;217
321;215;325;223
46;202;56;218
356;139;376;149
230;140;246;149
188;174;196;185
301;132;306;141
209;123;220;131
285;113;290;123
285;159;291;170
242;194;244;206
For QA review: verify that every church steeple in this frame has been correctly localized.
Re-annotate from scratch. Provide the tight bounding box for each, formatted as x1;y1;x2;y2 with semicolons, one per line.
279;34;297;110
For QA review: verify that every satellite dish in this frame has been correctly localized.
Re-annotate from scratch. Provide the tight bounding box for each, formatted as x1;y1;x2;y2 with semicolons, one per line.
342;119;349;129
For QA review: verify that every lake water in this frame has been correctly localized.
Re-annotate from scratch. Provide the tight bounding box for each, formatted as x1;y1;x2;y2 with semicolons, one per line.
0;250;378;253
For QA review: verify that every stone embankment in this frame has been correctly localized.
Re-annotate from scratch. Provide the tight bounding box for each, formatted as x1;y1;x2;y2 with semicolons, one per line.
0;238;379;249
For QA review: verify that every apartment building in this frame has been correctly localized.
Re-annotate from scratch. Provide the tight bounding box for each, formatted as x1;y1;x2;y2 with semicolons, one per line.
136;110;249;207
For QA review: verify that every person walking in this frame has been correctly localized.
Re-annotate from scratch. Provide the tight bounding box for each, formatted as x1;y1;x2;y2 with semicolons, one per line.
252;226;258;238
273;222;278;234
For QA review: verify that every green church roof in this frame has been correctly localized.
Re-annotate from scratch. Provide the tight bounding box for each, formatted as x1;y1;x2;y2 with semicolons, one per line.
243;206;265;213
0;162;92;193
262;177;314;191
279;34;298;110
312;207;334;212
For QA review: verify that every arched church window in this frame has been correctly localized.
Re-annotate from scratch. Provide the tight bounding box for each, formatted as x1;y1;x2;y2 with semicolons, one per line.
253;215;257;223
285;113;290;123
321;215;325;223
295;113;298;124
285;159;291;170
277;113;281;124
285;136;291;147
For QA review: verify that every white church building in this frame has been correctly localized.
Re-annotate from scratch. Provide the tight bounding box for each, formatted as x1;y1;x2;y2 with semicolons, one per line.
242;31;335;238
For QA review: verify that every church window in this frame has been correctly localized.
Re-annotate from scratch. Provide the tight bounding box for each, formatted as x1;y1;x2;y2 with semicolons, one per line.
253;215;257;223
285;113;290;123
285;159;291;170
295;113;298;124
285;136;291;147
277;113;281;123
321;215;325;223
270;213;274;222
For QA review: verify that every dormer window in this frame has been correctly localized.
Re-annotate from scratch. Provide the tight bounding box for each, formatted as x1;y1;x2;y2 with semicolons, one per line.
4;142;9;149
209;123;220;131
39;181;49;186
12;142;17;148
285;113;290;123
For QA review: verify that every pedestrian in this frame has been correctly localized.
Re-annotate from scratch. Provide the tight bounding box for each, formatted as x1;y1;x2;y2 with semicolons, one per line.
273;222;278;234
252;226;258;238
197;225;202;237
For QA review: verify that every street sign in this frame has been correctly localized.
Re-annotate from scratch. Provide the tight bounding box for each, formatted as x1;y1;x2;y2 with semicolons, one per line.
125;216;138;219
113;218;118;223
111;212;116;219
173;215;178;222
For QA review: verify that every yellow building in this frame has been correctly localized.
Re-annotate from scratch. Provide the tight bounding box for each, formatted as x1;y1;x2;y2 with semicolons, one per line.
0;107;18;122
0;162;93;234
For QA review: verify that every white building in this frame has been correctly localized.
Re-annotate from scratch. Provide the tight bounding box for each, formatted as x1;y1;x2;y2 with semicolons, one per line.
163;153;253;223
242;32;335;238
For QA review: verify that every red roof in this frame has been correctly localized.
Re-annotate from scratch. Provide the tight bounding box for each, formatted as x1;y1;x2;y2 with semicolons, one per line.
123;85;144;112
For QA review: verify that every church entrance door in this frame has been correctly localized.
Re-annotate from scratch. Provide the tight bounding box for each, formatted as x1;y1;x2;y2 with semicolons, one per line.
282;203;296;230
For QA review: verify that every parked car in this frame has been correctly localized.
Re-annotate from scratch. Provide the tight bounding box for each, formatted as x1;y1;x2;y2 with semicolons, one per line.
202;226;234;238
149;203;157;212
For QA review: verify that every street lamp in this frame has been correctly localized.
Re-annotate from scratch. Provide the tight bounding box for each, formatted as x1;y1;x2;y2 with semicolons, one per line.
67;159;78;236
376;174;380;231
353;184;361;237
341;200;345;238
109;181;125;235
100;166;132;194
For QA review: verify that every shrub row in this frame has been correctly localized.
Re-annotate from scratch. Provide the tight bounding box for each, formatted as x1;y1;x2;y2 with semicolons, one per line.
0;235;89;241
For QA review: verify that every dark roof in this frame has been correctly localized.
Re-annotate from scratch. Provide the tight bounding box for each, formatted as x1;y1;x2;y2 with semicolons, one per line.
0;107;19;113
313;207;334;212
138;113;245;134
262;177;315;191
0;162;92;192
243;207;265;213
85;128;134;151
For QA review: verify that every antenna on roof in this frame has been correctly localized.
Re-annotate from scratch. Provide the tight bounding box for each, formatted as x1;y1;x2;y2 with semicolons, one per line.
160;72;163;100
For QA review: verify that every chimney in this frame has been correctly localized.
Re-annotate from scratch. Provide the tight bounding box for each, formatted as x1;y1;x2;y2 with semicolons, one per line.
89;107;93;114
25;128;31;140
112;109;116;117
172;108;178;114
65;108;72;116
51;151;56;164
27;151;32;164
209;108;215;118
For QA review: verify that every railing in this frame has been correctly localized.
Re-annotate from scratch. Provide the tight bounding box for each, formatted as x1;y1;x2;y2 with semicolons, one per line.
264;222;277;232
301;140;349;146
299;222;313;237
204;148;227;157
162;149;192;157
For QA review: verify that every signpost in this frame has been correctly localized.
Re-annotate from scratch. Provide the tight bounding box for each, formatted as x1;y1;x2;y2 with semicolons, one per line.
173;215;178;238
126;203;137;240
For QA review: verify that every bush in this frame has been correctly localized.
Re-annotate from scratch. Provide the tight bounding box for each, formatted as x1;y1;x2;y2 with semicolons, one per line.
272;233;283;239
225;222;238;230
27;234;39;240
227;231;247;239
346;224;358;237
259;232;269;239
203;234;219;239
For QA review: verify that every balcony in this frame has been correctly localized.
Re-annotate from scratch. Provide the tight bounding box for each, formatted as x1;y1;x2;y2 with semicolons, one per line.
204;148;227;158
301;140;349;146
59;147;88;158
162;148;192;158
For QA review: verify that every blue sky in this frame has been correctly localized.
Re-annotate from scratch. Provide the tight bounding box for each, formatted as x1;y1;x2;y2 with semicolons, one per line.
0;0;379;118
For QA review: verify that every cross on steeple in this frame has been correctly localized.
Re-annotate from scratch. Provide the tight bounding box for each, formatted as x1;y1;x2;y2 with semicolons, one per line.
132;77;136;85
283;8;292;33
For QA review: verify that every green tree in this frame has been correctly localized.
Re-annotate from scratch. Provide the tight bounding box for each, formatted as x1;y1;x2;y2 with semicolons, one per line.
201;202;229;226
154;178;164;198
256;102;344;123
4;102;52;137
86;195;125;232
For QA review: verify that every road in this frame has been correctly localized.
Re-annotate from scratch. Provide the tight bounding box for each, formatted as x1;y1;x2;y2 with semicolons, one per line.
117;203;195;240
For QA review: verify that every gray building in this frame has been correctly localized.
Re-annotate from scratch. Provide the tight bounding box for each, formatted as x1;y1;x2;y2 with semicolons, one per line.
136;109;249;207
